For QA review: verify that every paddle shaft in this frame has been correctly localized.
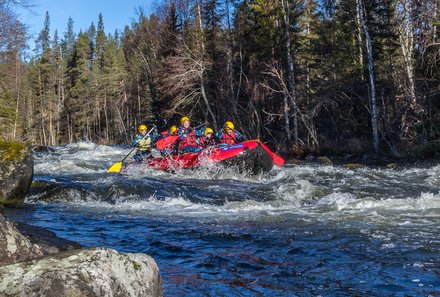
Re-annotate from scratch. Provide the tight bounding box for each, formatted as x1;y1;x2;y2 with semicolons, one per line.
121;127;155;163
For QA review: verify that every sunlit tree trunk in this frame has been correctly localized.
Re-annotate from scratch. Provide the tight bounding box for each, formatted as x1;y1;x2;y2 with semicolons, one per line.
195;0;218;129
357;0;379;153
355;0;365;81
13;50;20;139
398;0;417;107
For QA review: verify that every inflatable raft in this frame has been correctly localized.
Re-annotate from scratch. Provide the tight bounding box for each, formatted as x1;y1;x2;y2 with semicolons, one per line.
122;140;284;175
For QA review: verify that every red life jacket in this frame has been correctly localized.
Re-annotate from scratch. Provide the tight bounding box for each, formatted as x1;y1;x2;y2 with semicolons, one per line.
199;136;216;148
219;131;238;145
178;128;198;149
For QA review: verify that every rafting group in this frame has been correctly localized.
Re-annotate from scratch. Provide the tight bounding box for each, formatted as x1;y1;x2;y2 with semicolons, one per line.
133;116;243;161
108;116;284;174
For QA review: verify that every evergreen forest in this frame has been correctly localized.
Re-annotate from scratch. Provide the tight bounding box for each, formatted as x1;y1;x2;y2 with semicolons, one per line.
1;0;440;158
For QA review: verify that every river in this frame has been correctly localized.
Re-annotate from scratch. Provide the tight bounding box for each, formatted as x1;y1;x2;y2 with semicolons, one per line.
5;142;440;296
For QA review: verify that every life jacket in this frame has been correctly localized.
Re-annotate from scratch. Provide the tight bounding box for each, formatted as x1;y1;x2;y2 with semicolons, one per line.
218;130;238;145
199;136;217;148
178;127;199;150
133;134;152;152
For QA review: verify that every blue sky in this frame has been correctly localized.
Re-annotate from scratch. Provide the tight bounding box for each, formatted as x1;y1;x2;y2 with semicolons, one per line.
18;0;155;48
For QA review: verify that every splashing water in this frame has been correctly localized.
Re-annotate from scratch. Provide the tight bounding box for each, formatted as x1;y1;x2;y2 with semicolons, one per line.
6;142;440;296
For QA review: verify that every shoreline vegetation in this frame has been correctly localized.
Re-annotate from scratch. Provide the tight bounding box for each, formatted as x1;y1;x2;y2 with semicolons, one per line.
1;0;439;160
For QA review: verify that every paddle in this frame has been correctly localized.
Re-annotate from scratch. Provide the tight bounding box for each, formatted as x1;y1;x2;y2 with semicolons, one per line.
258;140;285;167
107;126;155;173
155;135;179;150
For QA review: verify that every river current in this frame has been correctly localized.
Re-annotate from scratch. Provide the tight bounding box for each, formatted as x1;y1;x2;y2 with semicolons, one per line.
5;142;440;296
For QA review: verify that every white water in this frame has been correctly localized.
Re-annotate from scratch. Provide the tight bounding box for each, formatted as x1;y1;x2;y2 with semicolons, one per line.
30;142;440;226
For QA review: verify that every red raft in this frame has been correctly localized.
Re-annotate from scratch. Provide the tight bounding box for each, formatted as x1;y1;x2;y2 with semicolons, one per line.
122;140;284;175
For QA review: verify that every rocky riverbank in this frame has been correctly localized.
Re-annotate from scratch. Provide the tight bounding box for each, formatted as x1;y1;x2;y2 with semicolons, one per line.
0;141;163;296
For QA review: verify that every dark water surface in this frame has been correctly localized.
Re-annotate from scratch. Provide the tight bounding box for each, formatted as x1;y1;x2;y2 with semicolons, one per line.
5;143;440;296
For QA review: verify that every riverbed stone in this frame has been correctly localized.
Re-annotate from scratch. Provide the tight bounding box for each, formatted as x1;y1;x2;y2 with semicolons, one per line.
0;247;163;297
0;213;44;266
0;140;33;204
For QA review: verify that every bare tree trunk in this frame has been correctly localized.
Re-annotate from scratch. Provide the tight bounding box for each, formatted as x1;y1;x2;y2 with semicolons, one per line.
357;0;380;153
283;94;292;143
281;0;299;144
398;0;417;106
137;82;141;119
196;0;218;129
200;75;218;129
104;93;109;143
13;50;20;139
355;1;365;81
67;114;73;143
225;0;237;117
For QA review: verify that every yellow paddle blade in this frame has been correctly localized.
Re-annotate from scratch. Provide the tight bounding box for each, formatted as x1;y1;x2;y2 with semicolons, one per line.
107;162;122;173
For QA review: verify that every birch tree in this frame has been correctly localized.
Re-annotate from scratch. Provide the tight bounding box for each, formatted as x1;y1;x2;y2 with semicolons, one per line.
357;0;380;153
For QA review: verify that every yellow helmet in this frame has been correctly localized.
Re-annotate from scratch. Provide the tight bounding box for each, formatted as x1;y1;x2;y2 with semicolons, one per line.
169;125;177;134
138;124;148;132
204;127;214;136
224;121;234;130
180;116;190;125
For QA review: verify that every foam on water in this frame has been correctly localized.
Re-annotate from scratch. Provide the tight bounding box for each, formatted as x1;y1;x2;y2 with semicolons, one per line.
30;142;440;227
18;142;440;296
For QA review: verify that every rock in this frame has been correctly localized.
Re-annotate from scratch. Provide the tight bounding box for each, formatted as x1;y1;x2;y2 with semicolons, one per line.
317;156;333;165
285;157;303;165
13;221;81;255
0;247;163;297
387;163;397;169
0;213;44;266
344;163;366;170
0;140;33;205
30;145;55;153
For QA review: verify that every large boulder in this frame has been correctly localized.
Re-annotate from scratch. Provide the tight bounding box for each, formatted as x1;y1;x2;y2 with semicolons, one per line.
0;140;33;204
0;247;163;297
0;213;44;266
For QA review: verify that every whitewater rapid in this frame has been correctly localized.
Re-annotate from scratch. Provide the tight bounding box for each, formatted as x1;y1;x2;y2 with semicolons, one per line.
7;141;438;295
29;142;440;226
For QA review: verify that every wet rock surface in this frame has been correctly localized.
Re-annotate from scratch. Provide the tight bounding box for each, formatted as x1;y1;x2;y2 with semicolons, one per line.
0;213;44;266
0;247;163;297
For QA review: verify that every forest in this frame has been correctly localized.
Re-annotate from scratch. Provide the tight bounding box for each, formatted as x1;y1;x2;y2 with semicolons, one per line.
1;0;440;159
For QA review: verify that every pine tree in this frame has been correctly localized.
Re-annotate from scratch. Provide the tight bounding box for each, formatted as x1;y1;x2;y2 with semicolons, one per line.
66;31;92;142
61;17;76;64
96;13;106;70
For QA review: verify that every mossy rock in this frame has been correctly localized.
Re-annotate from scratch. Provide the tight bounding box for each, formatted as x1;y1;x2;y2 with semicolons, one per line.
0;140;33;205
387;163;397;169
317;156;333;165
0;140;27;162
344;163;366;170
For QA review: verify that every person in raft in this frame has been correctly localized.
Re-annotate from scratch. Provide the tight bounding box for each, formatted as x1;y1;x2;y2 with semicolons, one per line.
198;127;217;148
160;125;178;138
216;121;243;146
133;124;157;161
177;116;204;153
159;125;179;156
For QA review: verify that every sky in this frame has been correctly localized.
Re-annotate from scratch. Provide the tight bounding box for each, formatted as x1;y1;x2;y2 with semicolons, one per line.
18;0;155;49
